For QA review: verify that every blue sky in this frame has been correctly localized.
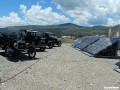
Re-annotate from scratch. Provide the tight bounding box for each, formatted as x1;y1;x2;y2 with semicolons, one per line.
0;0;55;16
0;0;120;27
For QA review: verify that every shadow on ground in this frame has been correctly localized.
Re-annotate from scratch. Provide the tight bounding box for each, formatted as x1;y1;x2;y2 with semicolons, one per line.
0;52;39;62
36;49;48;52
94;55;120;59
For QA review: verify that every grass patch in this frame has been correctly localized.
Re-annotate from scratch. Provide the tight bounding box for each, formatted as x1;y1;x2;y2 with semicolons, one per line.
60;38;74;44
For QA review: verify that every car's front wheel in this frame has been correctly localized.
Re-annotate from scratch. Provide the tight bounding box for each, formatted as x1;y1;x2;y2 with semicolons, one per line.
5;46;14;59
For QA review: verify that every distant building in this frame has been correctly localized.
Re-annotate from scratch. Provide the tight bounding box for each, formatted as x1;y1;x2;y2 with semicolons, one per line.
61;36;71;39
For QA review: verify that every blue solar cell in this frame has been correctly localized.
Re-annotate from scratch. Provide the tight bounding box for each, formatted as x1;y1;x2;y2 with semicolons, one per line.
84;37;112;55
76;36;103;50
72;36;88;47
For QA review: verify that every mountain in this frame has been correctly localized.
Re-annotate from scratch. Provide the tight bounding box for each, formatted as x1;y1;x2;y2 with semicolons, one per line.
0;23;120;37
58;23;84;28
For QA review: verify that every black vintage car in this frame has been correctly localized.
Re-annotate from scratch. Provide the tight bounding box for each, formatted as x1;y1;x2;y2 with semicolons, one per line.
44;32;62;47
0;32;36;59
34;32;62;48
19;30;61;49
19;29;46;51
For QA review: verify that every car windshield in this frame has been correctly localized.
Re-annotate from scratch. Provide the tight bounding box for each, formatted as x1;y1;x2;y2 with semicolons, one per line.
26;32;37;37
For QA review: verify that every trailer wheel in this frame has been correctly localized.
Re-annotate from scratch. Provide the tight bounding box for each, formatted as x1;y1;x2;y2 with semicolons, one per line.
28;47;36;58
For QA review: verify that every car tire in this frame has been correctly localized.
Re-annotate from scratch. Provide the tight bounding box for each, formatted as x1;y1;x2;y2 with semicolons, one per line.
5;46;13;59
48;43;53;49
58;41;62;47
28;46;36;58
40;46;46;51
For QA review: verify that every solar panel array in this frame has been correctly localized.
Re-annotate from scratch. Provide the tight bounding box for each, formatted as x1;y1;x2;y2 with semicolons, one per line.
76;36;102;50
84;37;112;55
72;36;120;56
72;36;88;47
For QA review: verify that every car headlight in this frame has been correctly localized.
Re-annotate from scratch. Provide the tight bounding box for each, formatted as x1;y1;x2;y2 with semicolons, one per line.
14;43;18;49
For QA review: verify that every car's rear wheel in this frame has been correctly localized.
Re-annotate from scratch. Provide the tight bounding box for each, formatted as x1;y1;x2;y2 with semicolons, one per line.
28;47;36;58
48;43;53;49
57;41;62;47
40;46;46;51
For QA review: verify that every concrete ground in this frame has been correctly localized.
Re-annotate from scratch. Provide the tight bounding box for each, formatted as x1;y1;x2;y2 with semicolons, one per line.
0;44;120;90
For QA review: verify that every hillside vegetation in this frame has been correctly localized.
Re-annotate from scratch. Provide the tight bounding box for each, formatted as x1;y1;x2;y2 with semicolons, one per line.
0;23;120;38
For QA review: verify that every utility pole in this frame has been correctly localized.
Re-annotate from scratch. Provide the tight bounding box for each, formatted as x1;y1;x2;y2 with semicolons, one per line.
108;27;112;38
114;28;120;37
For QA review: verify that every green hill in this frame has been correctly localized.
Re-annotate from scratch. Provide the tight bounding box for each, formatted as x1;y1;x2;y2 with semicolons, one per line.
0;23;120;37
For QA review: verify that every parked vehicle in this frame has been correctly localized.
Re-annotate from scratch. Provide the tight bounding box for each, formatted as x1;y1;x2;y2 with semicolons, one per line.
0;32;36;59
44;32;62;47
19;30;62;49
19;29;46;51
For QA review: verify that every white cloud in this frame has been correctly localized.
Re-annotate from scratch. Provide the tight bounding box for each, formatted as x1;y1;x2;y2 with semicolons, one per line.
23;5;69;25
0;4;70;27
52;0;120;26
0;12;24;27
20;4;27;14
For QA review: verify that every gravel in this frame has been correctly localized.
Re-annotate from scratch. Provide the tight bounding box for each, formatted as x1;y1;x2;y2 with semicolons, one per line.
0;44;120;90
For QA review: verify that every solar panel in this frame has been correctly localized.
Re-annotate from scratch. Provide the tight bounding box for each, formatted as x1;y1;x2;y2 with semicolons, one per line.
84;37;112;55
72;36;88;47
72;35;120;56
76;36;102;50
111;37;120;43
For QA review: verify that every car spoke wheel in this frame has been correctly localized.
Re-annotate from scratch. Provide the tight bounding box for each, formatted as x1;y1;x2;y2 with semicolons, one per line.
40;47;46;51
58;41;62;47
48;43;53;49
28;47;36;58
5;46;13;59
